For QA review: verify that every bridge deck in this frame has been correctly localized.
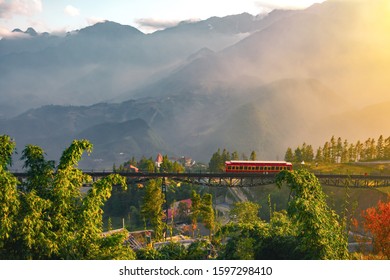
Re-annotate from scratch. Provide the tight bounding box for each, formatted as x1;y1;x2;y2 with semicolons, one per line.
11;171;390;188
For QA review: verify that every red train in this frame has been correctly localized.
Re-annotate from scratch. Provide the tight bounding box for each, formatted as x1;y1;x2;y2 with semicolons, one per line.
225;160;292;173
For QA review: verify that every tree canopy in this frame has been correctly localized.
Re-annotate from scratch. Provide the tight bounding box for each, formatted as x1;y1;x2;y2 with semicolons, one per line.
0;135;135;259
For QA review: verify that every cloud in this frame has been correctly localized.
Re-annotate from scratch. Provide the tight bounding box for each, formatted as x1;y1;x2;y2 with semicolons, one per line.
255;0;322;11
64;5;80;17
135;18;182;32
0;0;42;18
86;17;106;26
0;25;29;38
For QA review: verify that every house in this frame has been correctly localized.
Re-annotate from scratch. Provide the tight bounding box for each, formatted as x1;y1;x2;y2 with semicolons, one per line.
155;153;163;168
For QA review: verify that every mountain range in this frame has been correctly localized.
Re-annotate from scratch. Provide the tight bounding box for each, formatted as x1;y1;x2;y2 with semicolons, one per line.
1;0;390;169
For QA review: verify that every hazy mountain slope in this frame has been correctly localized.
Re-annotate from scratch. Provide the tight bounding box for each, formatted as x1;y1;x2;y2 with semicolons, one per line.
0;14;269;118
2;1;390;168
315;102;390;142
182;79;348;160
2;78;388;168
147;0;390;107
76;119;169;169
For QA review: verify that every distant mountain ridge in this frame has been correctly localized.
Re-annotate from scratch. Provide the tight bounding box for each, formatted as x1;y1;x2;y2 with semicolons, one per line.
1;0;390;168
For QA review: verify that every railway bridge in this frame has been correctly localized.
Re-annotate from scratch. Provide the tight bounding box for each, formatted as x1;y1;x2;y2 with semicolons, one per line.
12;171;390;188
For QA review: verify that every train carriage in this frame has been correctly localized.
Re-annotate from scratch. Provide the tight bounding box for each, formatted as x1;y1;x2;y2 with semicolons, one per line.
225;160;292;173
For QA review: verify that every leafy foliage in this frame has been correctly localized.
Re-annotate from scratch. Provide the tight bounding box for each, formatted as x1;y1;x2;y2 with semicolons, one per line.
276;169;349;259
200;193;215;238
141;179;166;241
0;136;135;259
229;201;261;223
362;197;390;258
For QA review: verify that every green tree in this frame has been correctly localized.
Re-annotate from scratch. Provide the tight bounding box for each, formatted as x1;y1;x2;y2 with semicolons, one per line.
276;169;349;259
138;157;155;172
323;141;330;163
294;147;302;163
336;137;343;163
377;135;385;160
0;135;20;258
231;151;239;160
185;239;212;259
355;140;364;161
348;143;356;162
330;136;337;163
190;190;201;237
385;137;390;160
209;149;223;172
160;155;173;172
302;143;314;162
141;179;165;241
229;201;261;224
172;161;185;173
221;149;231;163
217;221;269;260
0;136;135;260
250;151;257;161
201;193;215;239
315;147;323;162
20;145;55;198
341;139;349;163
285;147;294;162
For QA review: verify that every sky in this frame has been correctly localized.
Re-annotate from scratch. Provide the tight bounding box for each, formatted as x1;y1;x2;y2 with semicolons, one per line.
0;0;326;36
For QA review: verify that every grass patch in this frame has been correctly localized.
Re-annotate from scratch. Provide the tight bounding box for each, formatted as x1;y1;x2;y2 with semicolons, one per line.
300;162;390;176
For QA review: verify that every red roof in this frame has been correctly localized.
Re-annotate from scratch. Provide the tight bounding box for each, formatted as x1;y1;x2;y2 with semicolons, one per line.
155;153;163;163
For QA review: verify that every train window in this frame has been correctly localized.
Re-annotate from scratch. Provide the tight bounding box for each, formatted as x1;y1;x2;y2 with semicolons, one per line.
255;166;259;171
244;166;248;170
239;166;243;170
271;166;275;171
227;166;231;170
276;166;279;171
260;166;263;171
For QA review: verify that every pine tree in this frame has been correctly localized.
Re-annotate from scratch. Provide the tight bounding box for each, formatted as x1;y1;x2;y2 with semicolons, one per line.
385;137;390;160
209;149;223;172
315;147;323;162
377;135;385;160
250;151;257;161
323;142;330;163
294;147;303;163
330;136;337;163
285;147;294;162
341;139;349;163
231;151;239;160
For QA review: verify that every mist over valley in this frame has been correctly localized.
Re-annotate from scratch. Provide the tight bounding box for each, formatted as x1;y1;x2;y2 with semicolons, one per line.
1;0;390;169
